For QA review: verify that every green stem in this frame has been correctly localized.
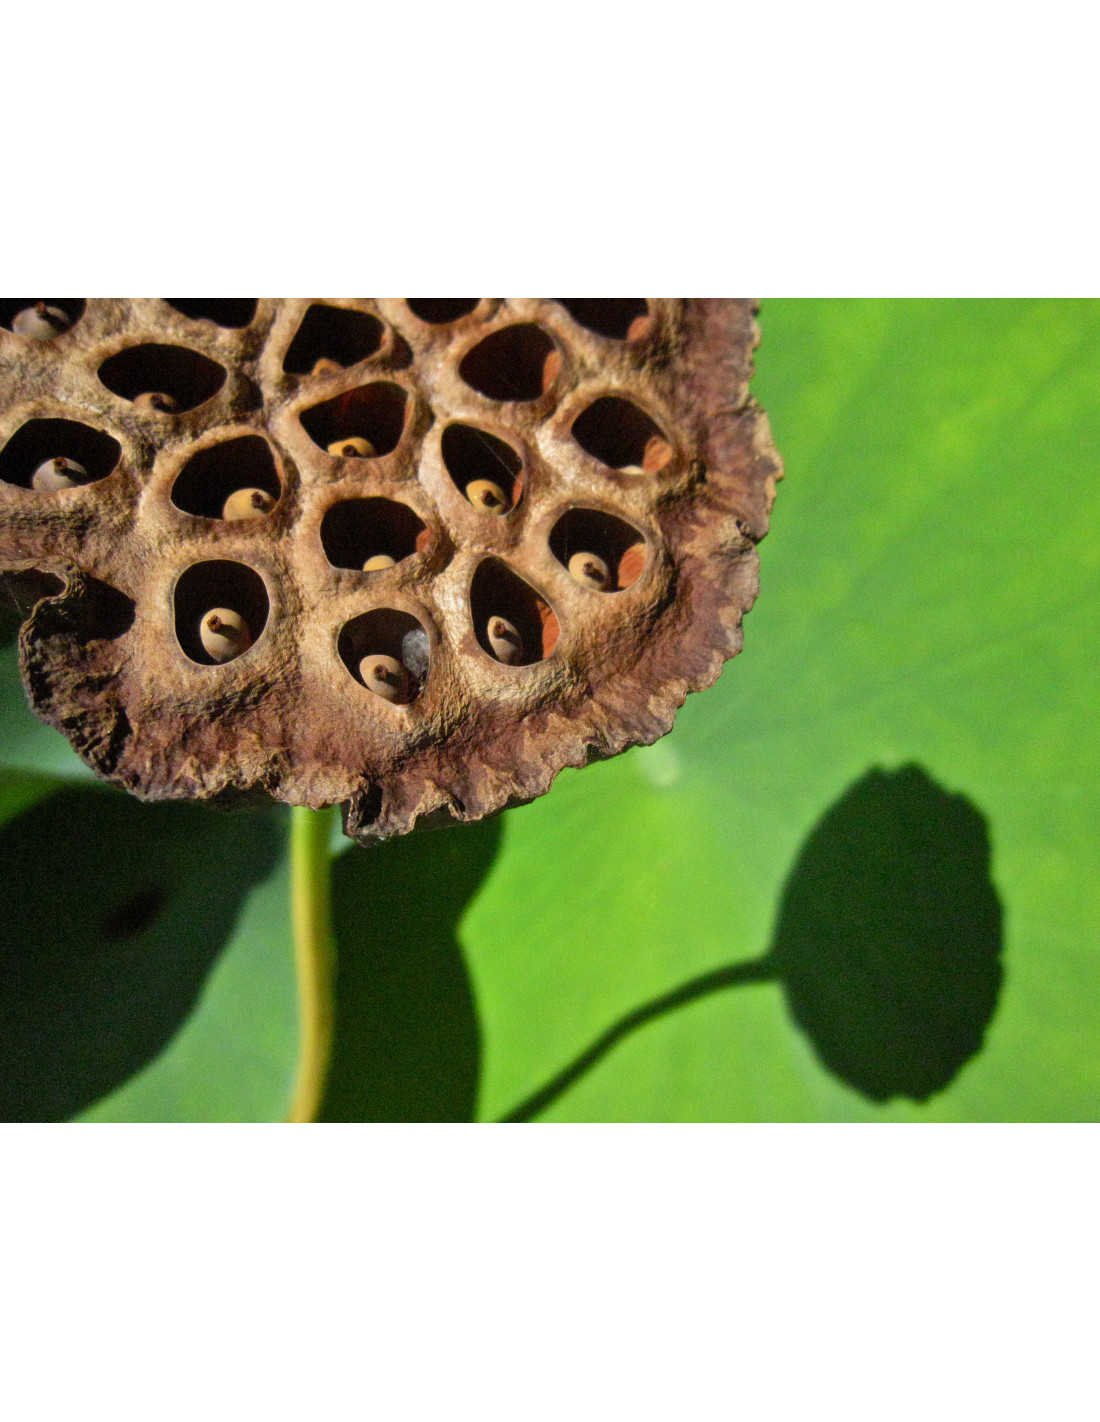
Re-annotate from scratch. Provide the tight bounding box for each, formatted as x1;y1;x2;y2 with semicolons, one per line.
287;805;338;1123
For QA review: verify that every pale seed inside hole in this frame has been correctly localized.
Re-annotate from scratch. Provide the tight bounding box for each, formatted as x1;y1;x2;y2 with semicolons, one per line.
359;653;409;703
311;358;342;376
222;487;275;521
487;616;523;664
12;302;70;340
133;391;180;414
200;607;252;662
32;456;87;493
327;436;375;458
466;478;508;514
363;554;397;572
568;551;610;591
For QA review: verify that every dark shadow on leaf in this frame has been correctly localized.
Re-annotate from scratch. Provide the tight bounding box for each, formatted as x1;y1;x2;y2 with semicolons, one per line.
502;763;1003;1120
320;815;502;1122
0;787;282;1121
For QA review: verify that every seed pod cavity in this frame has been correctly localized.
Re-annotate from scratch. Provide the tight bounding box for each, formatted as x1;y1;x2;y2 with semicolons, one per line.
12;303;70;340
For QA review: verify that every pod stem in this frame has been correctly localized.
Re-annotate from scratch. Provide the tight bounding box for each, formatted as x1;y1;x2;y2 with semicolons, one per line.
287;805;338;1123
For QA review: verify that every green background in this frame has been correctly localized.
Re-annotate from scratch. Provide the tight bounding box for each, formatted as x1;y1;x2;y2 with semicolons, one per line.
2;299;1097;1122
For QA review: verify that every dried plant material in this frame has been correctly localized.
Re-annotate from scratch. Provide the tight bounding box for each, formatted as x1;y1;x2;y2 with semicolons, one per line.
0;299;782;844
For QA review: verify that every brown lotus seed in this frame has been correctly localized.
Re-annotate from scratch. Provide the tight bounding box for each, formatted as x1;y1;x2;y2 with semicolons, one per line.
359;654;409;704
466;478;508;514
363;554;397;572
487;616;523;665
642;434;672;473
617;542;646;589
626;313;653;342
568;551;610;591
200;607;252;663
32;456;87;493
327;436;375;458
133;391;180;414
311;358;343;376
12;302;71;340
222;487;275;521
542;347;561;392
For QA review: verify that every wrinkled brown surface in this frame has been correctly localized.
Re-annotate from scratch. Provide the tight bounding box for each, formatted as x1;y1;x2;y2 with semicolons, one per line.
0;299;782;843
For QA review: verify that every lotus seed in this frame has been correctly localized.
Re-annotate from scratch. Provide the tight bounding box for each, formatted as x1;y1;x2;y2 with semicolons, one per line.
363;554;397;572
626;313;652;342
359;654;409;704
312;358;343;376
12;302;70;340
222;487;275;521
466;478;508;514
327;436;375;458
617;542;646;589
542;347;561;392
487;616;523;664
567;551;610;591
133;391;180;414
200;607;252;663
32;456;87;493
642;434;672;473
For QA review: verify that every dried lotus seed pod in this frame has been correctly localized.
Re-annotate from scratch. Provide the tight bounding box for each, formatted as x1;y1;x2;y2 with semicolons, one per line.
568;551;610;591
0;299;782;845
200;608;253;663
363;554;397;572
222;488;275;521
466;479;508;514
12;302;70;340
327;436;374;458
32;456;87;493
133;391;180;414
359;654;410;704
311;358;342;376
487;616;523;664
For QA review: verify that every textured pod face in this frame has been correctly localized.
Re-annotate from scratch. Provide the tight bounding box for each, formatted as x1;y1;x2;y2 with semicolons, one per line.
0;299;782;844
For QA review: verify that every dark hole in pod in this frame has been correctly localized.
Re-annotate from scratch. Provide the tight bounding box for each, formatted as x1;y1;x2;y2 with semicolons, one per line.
283;304;385;374
165;299;258;328
557;299;649;341
101;884;169;941
440;423;523;510
97;344;227;412
173;560;269;666
550;508;648;591
406;299;480;324
0;418;121;490
300;382;409;457
458;324;558;402
338;608;429;702
0;569;65;646
321;497;427;571
171;435;281;519
0;299;86;335
571;395;672;472
470;558;559;666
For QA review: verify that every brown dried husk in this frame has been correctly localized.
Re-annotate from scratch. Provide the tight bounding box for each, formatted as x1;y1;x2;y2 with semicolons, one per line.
0;299;782;844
